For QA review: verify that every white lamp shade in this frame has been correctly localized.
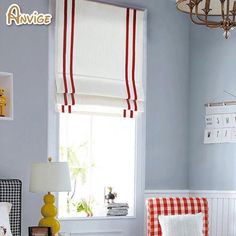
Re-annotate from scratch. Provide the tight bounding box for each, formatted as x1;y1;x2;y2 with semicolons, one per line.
30;162;72;193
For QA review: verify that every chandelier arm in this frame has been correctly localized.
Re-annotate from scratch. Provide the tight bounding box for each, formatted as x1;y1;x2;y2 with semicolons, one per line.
196;15;209;23
226;0;230;20
190;9;209;25
195;2;207;23
205;15;222;28
203;13;219;28
233;1;236;21
205;14;210;27
190;12;221;26
230;2;236;23
189;13;220;27
177;0;235;38
203;0;213;27
206;23;223;28
221;1;225;21
194;1;220;26
195;14;222;26
189;16;204;25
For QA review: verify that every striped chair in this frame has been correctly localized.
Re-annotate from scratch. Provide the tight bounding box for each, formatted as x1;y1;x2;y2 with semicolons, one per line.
146;197;209;236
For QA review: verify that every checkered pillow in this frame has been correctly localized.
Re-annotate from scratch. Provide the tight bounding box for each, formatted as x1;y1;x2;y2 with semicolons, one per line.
146;197;208;236
0;180;22;236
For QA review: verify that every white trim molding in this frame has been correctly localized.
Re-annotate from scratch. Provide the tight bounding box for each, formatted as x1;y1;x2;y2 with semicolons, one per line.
71;230;123;236
145;189;189;198
145;189;236;236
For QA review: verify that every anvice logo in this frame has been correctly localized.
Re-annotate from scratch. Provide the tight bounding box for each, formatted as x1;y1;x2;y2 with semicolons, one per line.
6;4;52;26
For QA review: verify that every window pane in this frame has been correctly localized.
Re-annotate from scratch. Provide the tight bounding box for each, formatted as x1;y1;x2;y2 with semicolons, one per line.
59;114;136;218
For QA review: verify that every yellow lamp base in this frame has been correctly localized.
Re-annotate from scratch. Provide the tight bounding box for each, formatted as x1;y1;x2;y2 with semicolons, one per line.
39;193;60;236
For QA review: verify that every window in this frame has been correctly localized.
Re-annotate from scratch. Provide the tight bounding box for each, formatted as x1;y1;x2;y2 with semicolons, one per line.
54;0;146;221
58;114;136;218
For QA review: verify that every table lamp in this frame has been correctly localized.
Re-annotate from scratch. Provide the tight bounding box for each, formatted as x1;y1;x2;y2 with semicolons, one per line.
29;157;71;236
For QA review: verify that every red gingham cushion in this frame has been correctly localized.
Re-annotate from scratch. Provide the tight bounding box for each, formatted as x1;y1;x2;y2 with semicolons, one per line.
146;197;208;236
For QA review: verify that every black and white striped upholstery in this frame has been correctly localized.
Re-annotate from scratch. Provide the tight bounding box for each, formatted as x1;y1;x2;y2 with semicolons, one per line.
0;179;22;236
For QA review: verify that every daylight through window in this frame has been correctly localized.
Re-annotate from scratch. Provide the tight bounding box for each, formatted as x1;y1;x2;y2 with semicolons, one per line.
59;114;136;218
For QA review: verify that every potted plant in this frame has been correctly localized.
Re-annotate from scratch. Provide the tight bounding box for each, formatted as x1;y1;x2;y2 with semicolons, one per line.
76;198;94;217
60;144;94;214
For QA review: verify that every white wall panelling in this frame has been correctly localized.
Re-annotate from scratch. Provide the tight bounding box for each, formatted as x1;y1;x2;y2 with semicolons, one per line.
145;190;236;236
71;230;123;236
190;191;236;236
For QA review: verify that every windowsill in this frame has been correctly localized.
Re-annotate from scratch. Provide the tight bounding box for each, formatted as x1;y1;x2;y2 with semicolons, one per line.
59;215;136;221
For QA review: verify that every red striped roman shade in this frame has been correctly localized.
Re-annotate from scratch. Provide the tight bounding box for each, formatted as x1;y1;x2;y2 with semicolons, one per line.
55;0;145;117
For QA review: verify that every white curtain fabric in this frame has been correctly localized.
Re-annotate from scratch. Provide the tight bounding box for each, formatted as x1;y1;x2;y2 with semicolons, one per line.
55;0;145;117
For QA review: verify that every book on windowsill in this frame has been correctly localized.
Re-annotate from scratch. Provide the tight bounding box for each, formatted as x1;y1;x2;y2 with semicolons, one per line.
106;203;129;216
107;203;129;208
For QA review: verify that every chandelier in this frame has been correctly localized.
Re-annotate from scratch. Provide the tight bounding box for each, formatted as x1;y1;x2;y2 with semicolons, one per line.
176;0;236;39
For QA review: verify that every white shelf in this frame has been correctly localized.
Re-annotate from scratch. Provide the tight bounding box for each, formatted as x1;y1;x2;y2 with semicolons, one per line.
0;72;13;120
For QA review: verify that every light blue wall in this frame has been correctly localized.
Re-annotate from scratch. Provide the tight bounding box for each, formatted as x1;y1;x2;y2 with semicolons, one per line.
144;0;190;190
0;0;190;234
188;26;236;190
0;0;49;235
101;0;190;190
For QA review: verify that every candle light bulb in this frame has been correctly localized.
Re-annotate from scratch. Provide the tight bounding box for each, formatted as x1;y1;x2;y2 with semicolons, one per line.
234;1;236;12
205;0;211;10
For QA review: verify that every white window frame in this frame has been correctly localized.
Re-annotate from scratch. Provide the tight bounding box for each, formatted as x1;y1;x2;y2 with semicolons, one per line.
58;113;137;219
48;0;147;234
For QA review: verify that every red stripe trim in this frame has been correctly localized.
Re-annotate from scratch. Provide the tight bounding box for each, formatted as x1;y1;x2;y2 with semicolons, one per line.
123;110;126;118
63;0;68;105
130;110;134;118
71;94;75;105
70;0;76;105
63;93;68;106
61;105;65;113
68;105;72;113
125;8;131;111
132;9;138;111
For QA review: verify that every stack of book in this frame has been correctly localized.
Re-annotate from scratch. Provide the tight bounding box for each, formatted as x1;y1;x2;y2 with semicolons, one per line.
107;203;129;216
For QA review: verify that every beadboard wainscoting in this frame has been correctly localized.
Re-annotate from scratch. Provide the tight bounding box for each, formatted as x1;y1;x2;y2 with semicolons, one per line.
145;190;236;236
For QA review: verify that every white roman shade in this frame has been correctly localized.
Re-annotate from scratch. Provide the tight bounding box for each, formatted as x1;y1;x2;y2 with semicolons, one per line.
55;0;145;117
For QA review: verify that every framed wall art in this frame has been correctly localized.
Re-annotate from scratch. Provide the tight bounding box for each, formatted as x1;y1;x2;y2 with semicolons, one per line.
28;226;52;236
